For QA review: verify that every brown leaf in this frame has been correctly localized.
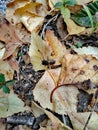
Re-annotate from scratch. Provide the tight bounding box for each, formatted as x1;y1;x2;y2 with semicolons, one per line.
45;30;66;64
8;55;19;72
0;59;14;80
0;19;22;59
63;54;98;84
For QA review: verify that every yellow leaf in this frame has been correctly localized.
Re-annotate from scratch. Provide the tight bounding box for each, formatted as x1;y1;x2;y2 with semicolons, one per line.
64;18;85;35
29;32;51;71
29;30;66;71
14;2;47;32
20;13;44;32
14;2;42;16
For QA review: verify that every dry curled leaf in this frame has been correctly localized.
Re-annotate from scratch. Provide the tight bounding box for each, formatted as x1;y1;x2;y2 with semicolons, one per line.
14;2;47;32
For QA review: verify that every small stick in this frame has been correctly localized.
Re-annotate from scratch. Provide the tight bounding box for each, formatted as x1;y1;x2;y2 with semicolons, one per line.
41;14;59;38
83;90;98;130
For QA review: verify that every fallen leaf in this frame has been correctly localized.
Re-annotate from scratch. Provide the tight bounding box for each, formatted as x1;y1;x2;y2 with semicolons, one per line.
36;0;48;7
14;2;42;16
0;92;30;118
32;101;72;130
29;32;51;71
44;110;72;130
77;0;93;5
69;112;98;130
29;30;66;71
6;1;31;43
6;0;31;24
45;30;66;64
31;101;45;117
73;46;98;60
33;53;98;114
14;2;47;32
0;19;22;59
0;60;14;81
63;54;98;84
33;68;79;114
64;18;85;35
20;12;44;32
8;55;19;72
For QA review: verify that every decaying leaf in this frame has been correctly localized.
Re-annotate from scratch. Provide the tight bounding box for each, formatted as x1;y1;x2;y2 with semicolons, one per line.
68;112;98;130
32;101;72;130
6;0;31;44
33;53;98;113
20;13;44;32
63;15;85;35
45;30;66;64
0;19;22;59
29;32;51;71
33;68;79;114
0;92;30;118
0;60;14;81
14;2;42;16
63;54;98;84
14;2;47;32
6;0;31;24
29;30;66;71
73;46;98;60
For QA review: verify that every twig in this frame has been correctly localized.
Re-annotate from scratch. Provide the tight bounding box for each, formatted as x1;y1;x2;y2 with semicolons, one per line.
41;14;59;38
83;90;98;130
